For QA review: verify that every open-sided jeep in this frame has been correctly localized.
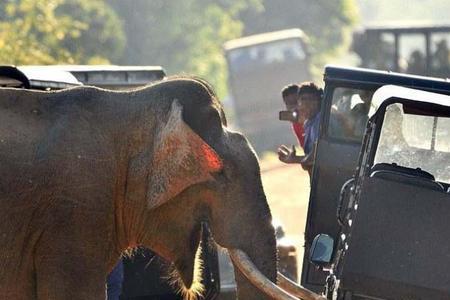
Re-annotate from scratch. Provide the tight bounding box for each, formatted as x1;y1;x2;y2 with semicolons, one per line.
310;85;450;299
301;66;450;293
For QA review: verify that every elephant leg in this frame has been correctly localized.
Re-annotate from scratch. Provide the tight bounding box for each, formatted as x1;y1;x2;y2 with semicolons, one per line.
35;255;107;300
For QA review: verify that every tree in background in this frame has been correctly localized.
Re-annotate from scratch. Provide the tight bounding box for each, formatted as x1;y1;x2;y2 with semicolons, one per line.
238;0;359;79
0;0;78;64
108;0;357;95
107;0;262;98
0;0;357;95
57;0;125;64
0;0;124;65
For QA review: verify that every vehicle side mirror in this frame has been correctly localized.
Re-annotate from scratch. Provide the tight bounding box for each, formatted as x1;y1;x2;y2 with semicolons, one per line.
309;234;334;268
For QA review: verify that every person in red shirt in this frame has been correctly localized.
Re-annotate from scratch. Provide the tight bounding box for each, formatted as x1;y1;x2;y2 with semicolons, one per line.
279;84;305;149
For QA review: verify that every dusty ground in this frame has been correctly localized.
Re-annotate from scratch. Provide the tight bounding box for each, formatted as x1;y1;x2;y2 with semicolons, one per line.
259;154;311;279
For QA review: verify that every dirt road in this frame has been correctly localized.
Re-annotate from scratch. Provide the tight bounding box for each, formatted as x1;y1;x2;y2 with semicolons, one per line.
260;156;311;277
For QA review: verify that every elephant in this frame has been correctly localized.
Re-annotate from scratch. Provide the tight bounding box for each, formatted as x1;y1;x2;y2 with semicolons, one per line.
0;76;323;300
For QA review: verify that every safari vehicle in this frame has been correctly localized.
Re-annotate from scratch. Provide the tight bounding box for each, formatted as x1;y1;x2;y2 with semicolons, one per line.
309;85;450;299
0;65;82;89
17;65;166;90
301;65;450;293
224;28;311;153
352;24;450;77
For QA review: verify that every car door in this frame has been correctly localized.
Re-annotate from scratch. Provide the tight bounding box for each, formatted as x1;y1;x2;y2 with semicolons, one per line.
301;77;381;291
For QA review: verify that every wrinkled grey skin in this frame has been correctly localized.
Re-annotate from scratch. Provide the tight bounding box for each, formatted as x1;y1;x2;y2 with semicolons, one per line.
0;77;277;300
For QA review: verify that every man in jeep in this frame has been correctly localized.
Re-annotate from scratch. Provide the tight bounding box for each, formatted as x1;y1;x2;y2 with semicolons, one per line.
278;82;322;177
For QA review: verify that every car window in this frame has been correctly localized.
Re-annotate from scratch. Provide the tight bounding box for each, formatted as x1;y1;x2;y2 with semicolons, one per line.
327;87;376;142
400;34;427;75
430;32;450;78
374;103;450;183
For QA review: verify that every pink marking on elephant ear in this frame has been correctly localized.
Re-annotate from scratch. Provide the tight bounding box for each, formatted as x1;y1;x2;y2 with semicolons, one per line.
148;100;223;209
198;140;223;173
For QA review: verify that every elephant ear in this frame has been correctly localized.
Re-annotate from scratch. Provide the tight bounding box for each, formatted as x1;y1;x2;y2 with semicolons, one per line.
148;100;223;209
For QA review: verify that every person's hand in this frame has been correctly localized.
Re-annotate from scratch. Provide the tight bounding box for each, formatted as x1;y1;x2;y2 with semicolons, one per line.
278;145;301;164
299;155;312;170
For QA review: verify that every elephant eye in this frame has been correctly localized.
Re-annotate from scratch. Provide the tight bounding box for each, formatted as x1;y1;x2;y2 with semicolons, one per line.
216;167;226;176
208;109;222;128
201;109;223;142
212;166;228;181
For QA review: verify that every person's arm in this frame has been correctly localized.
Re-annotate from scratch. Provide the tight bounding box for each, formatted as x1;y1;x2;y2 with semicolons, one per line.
278;145;304;164
299;142;316;169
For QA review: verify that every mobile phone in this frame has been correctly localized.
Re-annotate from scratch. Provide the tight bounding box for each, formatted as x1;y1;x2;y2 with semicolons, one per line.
279;110;298;122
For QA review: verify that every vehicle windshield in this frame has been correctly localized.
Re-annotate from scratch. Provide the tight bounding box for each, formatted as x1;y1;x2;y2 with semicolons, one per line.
224;33;310;153
227;38;306;72
374;103;450;183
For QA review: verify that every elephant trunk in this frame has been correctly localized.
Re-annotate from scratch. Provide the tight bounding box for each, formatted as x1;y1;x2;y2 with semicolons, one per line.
232;220;277;300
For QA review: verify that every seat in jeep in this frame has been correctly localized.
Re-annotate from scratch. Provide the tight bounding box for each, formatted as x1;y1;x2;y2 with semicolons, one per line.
339;166;450;299
370;163;444;192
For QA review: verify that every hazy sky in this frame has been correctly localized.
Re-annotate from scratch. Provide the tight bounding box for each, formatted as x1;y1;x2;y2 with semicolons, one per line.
356;0;450;26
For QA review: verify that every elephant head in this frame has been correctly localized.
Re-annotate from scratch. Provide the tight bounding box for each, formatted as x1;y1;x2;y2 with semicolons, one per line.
119;78;323;300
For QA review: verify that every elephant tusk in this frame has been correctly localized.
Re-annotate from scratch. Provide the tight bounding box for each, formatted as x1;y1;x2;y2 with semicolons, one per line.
229;249;320;300
277;272;327;300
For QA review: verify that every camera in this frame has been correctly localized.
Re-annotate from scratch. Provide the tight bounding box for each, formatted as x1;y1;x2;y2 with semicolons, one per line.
279;110;299;122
